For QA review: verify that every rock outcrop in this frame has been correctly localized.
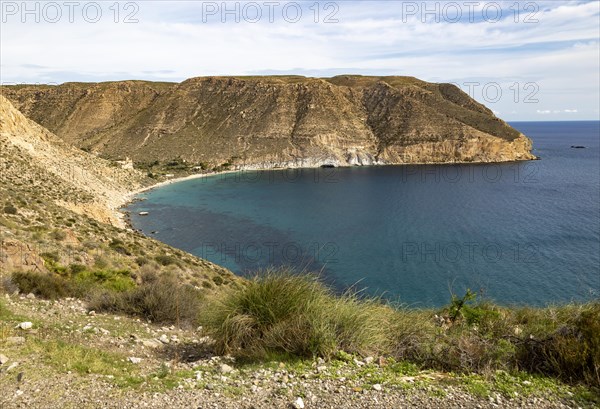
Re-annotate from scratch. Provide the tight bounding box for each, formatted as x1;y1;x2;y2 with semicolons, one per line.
1;76;535;169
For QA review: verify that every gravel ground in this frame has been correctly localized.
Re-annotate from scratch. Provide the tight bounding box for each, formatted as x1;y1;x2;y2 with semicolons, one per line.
0;294;592;409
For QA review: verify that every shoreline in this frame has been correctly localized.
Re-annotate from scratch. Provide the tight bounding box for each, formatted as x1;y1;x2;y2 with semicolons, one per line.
114;156;540;231
114;170;239;230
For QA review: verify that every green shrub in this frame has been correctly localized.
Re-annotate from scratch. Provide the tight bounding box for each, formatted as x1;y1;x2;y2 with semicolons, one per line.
12;271;76;299
74;269;135;292
200;270;391;359
88;270;203;327
516;303;600;385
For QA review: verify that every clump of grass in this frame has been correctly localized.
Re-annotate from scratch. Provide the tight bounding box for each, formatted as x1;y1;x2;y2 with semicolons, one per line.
200;270;391;360
88;269;203;327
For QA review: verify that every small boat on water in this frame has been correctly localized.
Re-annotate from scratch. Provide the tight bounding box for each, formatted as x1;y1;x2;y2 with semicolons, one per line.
139;211;150;216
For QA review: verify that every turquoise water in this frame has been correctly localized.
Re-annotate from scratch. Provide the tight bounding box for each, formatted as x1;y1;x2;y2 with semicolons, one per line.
128;121;600;306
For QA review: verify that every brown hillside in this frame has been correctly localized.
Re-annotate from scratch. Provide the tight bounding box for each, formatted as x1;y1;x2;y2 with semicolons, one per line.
1;76;535;169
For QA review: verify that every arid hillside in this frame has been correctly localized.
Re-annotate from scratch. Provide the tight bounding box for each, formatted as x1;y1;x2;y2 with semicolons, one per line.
0;95;235;287
2;76;535;170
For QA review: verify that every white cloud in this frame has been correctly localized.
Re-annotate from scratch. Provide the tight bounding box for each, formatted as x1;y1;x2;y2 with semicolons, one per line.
1;0;598;120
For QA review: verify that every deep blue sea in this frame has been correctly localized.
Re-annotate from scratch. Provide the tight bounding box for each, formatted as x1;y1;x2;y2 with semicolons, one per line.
128;121;600;307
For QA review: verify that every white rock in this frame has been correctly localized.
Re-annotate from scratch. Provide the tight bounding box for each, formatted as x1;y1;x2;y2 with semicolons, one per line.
353;358;365;367
6;362;19;372
88;310;96;316
364;356;374;365
372;384;382;391
220;364;234;374
26;293;35;299
142;339;162;348
128;357;142;364
0;354;8;365
159;334;170;344
292;397;305;409
17;322;33;330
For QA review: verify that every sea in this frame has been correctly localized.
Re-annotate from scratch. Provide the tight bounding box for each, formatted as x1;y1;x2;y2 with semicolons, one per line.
127;121;600;307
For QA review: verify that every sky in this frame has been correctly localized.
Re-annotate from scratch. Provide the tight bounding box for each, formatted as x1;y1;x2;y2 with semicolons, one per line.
1;0;599;121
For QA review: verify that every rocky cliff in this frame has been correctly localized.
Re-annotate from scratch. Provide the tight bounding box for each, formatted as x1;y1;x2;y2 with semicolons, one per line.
1;76;535;169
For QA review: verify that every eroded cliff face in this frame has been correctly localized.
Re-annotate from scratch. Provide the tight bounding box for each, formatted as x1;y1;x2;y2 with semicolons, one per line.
1;76;536;168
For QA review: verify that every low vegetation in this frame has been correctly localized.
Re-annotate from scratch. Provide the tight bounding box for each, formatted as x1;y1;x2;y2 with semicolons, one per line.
200;271;391;359
11;267;135;300
88;269;203;327
5;268;599;392
199;272;599;388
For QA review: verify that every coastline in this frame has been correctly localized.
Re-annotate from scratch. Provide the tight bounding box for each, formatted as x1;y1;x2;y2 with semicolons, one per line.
115;154;541;232
115;155;542;231
114;170;239;230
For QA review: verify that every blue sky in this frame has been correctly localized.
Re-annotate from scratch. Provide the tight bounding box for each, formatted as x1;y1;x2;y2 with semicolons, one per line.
1;0;599;121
